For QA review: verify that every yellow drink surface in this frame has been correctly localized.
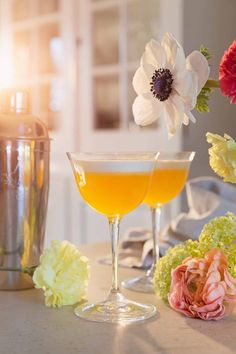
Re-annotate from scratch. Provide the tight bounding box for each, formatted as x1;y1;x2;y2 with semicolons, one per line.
144;167;189;207
75;171;150;217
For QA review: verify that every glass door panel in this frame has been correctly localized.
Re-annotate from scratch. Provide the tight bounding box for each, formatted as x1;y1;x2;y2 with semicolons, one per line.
37;23;61;74
39;80;63;131
11;0;34;21
92;7;119;65
37;0;60;15
94;75;120;129
127;0;160;62
12;29;33;78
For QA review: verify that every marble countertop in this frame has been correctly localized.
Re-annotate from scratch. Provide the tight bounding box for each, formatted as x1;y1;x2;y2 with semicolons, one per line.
0;242;235;354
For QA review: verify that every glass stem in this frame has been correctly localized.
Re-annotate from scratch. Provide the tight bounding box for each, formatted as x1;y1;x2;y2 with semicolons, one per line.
109;216;121;294
147;206;161;277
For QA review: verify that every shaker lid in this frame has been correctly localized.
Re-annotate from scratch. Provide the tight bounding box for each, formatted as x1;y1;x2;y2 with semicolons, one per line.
0;90;49;140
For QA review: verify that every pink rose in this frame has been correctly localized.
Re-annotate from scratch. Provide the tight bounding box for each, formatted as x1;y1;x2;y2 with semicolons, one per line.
219;40;236;104
168;248;236;320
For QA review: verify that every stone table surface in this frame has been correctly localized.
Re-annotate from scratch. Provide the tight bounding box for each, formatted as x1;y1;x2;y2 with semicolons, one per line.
0;242;236;354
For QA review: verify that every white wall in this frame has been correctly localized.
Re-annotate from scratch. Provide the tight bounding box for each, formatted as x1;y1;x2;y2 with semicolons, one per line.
182;0;236;179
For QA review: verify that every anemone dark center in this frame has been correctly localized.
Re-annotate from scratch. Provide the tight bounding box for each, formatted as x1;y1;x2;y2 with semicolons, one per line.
150;68;173;101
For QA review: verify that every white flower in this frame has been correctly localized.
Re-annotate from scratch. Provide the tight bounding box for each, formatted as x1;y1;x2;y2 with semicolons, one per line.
132;33;210;138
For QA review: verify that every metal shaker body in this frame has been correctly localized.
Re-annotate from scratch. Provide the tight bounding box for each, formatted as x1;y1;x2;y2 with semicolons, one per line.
0;92;50;289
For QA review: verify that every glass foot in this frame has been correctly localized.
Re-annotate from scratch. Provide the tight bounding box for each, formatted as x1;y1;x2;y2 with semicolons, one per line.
74;292;156;323
122;275;154;293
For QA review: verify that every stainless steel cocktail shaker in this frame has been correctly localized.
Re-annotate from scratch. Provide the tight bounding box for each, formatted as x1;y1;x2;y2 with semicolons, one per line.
0;90;50;289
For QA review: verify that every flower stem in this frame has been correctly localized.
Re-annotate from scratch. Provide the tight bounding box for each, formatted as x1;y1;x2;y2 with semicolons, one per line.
205;79;220;89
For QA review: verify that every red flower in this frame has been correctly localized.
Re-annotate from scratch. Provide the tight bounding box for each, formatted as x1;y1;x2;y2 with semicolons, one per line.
219;40;236;103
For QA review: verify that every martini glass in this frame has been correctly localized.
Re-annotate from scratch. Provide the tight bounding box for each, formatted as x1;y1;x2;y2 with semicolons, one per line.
67;152;158;323
122;152;195;293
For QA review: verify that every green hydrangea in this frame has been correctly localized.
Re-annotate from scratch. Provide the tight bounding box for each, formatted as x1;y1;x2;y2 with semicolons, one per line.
154;212;236;302
198;213;236;277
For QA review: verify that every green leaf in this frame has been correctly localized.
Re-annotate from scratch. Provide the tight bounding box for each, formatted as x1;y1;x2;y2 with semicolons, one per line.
200;46;212;62
195;46;215;113
195;86;213;113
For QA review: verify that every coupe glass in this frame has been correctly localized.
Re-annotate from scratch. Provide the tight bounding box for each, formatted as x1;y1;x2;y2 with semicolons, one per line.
122;152;195;293
67;152;158;323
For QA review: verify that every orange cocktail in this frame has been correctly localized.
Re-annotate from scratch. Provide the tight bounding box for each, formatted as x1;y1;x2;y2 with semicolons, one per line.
68;152;158;323
144;162;189;208
122;152;195;294
75;170;150;217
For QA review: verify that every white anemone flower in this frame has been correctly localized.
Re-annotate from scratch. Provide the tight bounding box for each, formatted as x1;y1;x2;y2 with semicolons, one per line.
132;32;210;138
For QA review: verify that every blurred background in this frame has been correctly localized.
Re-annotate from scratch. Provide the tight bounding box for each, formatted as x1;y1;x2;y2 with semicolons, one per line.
0;0;235;246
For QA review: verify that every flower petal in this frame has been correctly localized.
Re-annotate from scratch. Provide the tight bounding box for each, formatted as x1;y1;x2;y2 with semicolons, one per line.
224;270;236;299
140;55;157;80
143;39;166;69
181;83;198;111
206;132;226;144
132;65;150;95
32;240;89;307
183;110;196;125
162;32;185;72
174;69;197;98
132;93;163;126
163;94;184;138
186;50;210;93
